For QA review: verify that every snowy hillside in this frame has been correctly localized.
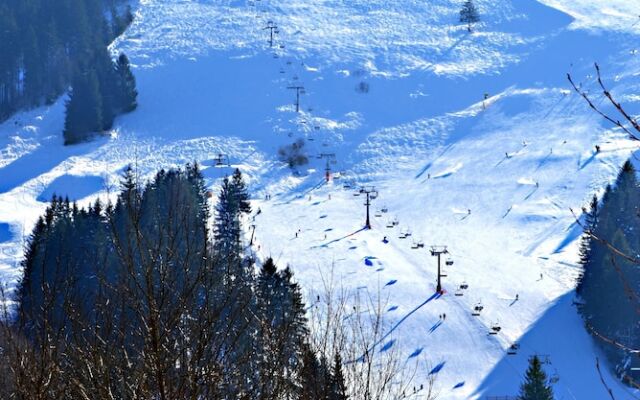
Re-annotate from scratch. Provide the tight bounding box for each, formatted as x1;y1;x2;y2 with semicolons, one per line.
2;0;640;398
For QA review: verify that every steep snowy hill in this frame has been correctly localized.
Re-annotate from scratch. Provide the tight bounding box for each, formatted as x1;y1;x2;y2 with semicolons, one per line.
1;0;640;398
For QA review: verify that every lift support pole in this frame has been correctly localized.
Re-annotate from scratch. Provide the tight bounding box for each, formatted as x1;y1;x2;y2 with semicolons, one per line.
430;246;449;293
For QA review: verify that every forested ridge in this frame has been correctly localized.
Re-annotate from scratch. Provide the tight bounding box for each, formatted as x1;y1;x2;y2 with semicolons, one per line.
0;165;352;399
0;0;137;144
578;160;640;386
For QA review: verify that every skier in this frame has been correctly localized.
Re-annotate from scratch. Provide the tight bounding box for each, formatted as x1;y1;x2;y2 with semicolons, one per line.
295;232;298;238
443;313;446;320
467;209;471;215
515;294;519;301
595;145;601;153
382;236;388;243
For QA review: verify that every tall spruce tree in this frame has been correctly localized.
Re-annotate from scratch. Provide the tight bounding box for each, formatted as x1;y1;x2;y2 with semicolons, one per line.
459;0;480;32
64;67;103;144
330;353;348;400
518;356;554;400
115;53;138;113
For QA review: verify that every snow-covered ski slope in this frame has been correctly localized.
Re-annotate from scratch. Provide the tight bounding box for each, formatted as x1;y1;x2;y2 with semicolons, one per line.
1;0;640;398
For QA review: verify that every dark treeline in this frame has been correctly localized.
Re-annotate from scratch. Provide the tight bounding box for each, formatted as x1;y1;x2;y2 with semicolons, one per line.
0;0;137;144
0;165;347;399
577;159;640;385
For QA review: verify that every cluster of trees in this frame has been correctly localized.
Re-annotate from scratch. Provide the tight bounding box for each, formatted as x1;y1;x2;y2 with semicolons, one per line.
577;160;640;385
0;165;349;399
0;0;137;144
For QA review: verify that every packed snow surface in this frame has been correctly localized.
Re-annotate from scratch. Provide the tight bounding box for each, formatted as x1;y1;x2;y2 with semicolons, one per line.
2;0;640;398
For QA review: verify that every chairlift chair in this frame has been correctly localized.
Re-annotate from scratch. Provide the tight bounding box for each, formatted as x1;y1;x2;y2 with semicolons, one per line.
507;343;520;355
386;220;395;228
445;257;454;266
550;370;560;384
489;322;501;335
460;282;469;290
472;303;483;316
381;206;389;213
454;287;464;297
375;209;383;217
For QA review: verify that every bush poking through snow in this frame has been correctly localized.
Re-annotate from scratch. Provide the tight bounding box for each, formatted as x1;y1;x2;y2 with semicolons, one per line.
355;81;370;94
279;138;309;168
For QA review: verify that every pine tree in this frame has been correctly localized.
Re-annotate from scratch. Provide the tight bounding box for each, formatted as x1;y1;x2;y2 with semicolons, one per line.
577;194;598;293
330;353;348;400
459;0;480;32
115;53;138;113
518;356;554;400
64;68;103;144
231;169;252;215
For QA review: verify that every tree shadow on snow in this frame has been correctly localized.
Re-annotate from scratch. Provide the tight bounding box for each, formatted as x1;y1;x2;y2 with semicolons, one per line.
473;293;633;399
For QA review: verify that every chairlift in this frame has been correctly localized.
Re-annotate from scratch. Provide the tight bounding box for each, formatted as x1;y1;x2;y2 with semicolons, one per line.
454;287;464;297
472;302;483;316
507;343;520;355
392;217;399;226
386;220;395;228
460;282;469;290
445;257;454;266
381;206;389;213
411;240;424;249
489;322;501;335
398;231;408;239
375;209;383;217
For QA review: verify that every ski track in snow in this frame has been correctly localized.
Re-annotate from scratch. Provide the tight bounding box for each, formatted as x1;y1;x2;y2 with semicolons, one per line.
2;0;640;398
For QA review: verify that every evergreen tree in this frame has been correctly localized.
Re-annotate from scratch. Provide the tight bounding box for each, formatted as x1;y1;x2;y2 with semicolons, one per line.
459;0;480;32
115;53;138;113
330;353;348;400
231;168;252;215
577;194;598;293
64;68;103;144
518;356;554;400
